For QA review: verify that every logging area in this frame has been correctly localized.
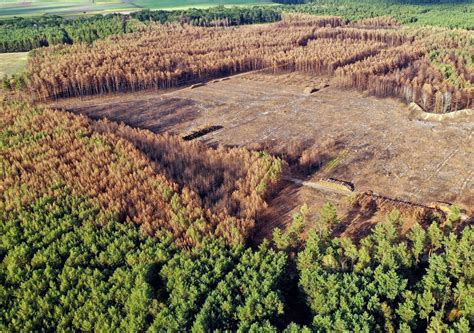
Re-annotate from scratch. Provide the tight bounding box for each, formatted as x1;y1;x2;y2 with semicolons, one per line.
50;71;474;239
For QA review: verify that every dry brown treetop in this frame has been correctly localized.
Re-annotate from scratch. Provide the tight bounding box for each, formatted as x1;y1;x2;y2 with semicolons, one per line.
25;17;473;112
0;101;282;247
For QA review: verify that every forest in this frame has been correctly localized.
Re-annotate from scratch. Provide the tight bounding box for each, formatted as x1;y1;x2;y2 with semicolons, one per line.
130;6;282;26
0;15;133;53
0;101;282;246
1;1;473;331
0;1;472;53
23;15;473;113
1;101;472;331
282;1;474;29
0;7;281;53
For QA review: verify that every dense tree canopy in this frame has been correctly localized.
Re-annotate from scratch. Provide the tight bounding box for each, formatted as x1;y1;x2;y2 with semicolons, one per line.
0;101;472;331
0;1;473;328
283;0;474;29
0;194;174;331
1;192;471;330
0;15;132;53
24;16;473;113
297;212;473;331
0;194;287;331
0;7;281;53
131;6;282;26
0;101;282;247
1;1;472;53
0;100;288;330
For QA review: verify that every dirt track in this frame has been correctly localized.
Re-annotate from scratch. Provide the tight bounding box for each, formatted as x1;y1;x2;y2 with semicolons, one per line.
50;72;474;235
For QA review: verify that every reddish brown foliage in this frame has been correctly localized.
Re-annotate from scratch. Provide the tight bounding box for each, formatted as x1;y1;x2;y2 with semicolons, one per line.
26;16;473;112
0;101;282;246
351;16;401;29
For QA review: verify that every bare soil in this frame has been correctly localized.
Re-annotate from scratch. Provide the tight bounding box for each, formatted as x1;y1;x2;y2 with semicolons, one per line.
50;72;474;239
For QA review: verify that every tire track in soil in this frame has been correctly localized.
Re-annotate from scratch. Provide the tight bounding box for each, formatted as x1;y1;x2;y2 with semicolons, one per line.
415;128;473;198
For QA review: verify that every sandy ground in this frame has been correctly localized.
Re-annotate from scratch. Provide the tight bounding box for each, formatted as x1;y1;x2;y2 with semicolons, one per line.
50;72;474;237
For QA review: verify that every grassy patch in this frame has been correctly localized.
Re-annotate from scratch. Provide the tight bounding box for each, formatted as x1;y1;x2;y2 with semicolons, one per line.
316;179;353;193
0;52;28;77
322;149;349;173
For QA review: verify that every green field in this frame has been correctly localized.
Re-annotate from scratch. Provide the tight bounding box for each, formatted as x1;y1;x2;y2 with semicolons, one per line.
0;1;274;17
0;52;27;77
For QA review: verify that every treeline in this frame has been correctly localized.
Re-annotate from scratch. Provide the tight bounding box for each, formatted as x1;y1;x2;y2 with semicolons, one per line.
283;0;474;29
334;29;473;113
25;17;473;112
271;0;306;4
368;0;470;3
1;1;471;53
0;101;281;247
25;21;322;99
131;6;282;27
1;167;471;330
92;120;283;244
0;1;472;53
24;18;402;99
0;15;133;53
0;7;281;53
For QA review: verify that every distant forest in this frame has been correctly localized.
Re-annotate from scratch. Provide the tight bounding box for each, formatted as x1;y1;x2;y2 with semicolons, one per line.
282;0;474;28
1;1;473;53
0;7;281;53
